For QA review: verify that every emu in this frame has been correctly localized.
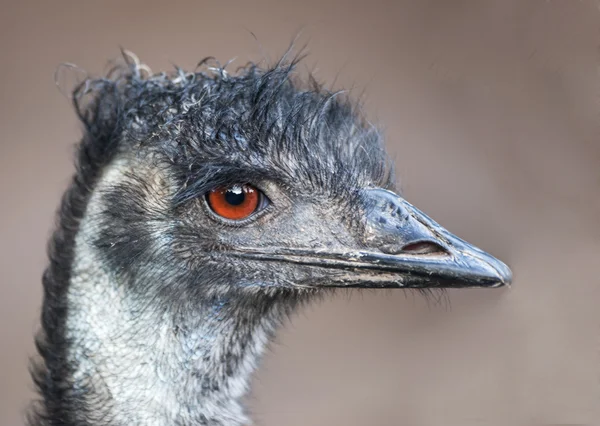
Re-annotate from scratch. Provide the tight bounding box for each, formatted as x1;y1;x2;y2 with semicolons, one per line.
30;53;511;426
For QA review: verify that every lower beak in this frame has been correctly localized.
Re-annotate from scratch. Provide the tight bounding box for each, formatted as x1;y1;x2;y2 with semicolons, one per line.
230;189;512;289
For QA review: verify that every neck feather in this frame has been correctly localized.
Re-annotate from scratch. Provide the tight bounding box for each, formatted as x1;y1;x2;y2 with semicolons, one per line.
33;225;301;426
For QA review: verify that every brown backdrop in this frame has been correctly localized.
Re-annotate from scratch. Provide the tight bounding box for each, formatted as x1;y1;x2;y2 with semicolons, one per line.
1;1;599;425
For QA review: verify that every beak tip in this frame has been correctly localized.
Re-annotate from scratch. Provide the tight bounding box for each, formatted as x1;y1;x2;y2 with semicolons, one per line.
461;251;512;288
486;259;513;288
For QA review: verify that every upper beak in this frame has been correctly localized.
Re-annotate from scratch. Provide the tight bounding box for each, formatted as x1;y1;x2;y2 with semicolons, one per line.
349;188;513;288
231;188;512;289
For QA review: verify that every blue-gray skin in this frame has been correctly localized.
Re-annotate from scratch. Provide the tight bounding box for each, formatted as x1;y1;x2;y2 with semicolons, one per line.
29;53;511;426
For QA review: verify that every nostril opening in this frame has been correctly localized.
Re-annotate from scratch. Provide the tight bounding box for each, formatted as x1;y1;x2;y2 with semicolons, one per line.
401;241;447;255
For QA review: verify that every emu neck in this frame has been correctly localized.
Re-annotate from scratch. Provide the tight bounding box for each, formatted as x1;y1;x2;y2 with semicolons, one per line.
64;234;282;426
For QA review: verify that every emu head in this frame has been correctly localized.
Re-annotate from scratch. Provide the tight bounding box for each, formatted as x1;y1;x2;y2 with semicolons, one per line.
78;58;511;308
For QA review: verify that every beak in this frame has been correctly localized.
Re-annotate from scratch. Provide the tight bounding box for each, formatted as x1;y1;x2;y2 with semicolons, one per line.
231;188;512;289
350;188;513;288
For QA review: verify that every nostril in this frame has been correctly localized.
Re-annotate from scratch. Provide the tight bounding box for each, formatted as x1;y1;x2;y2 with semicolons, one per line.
401;241;447;255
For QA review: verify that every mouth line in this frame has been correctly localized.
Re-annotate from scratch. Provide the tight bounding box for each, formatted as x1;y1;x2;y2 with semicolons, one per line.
227;247;449;271
223;246;506;288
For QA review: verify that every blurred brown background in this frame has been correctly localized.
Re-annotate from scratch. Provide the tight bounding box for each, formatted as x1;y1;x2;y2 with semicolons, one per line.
1;0;599;425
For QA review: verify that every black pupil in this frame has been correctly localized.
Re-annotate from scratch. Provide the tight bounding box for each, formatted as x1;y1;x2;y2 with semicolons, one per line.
224;187;245;206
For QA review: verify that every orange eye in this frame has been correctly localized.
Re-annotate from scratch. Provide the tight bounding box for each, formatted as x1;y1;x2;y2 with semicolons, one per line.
206;184;262;221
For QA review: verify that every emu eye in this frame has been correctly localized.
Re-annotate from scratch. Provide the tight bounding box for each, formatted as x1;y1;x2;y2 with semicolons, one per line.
206;184;267;221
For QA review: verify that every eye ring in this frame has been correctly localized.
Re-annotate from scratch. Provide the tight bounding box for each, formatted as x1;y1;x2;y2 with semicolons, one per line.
206;184;268;221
